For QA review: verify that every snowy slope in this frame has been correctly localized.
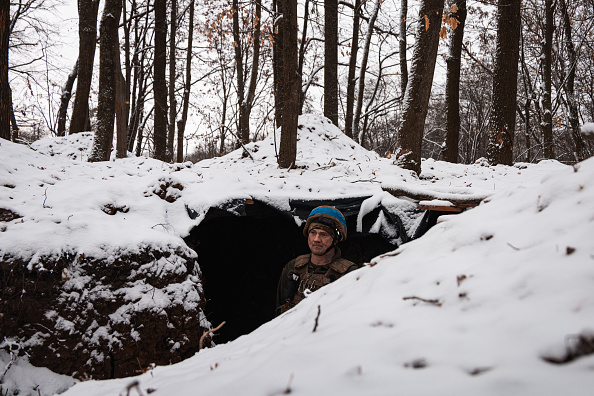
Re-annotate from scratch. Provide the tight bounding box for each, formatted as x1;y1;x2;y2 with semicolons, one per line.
1;114;591;395
58;155;594;396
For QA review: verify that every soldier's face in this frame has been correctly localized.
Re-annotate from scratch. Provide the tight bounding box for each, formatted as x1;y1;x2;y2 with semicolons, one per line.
308;228;333;256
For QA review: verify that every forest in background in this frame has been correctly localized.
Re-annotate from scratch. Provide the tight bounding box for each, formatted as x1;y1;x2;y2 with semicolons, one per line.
1;0;593;171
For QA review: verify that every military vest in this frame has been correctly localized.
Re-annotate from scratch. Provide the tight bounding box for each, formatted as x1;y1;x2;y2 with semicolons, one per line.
288;253;355;308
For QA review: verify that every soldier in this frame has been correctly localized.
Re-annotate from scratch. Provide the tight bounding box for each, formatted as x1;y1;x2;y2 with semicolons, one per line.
276;206;359;315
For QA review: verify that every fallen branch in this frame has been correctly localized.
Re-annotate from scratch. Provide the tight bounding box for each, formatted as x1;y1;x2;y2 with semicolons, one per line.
199;321;226;349
402;296;442;307
312;305;321;332
283;373;295;394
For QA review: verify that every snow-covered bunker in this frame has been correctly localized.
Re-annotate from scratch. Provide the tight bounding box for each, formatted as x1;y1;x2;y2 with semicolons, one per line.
184;195;440;343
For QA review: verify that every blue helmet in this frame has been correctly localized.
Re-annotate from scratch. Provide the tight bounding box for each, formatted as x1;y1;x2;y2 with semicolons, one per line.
303;206;347;242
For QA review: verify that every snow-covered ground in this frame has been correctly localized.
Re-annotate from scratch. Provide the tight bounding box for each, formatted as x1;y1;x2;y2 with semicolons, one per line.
1;114;593;395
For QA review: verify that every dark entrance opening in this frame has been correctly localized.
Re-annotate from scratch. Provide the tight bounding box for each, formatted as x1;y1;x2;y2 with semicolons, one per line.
184;198;402;344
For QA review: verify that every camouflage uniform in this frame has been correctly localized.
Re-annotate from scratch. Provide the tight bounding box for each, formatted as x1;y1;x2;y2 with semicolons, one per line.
276;247;358;315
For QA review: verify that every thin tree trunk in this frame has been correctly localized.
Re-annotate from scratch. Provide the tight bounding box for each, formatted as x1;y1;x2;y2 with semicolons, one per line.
115;49;127;158
57;60;79;137
559;0;587;161
127;0;149;153
399;0;408;97
486;0;521;166
353;0;381;144
70;0;100;134
541;0;554;159
278;0;299;168
167;0;177;161
153;0;168;161
89;0;122;162
0;0;8;140
9;87;18;141
297;0;309;114
324;0;338;125
344;0;360;139
273;0;284;130
177;0;194;163
395;0;445;174
444;0;467;163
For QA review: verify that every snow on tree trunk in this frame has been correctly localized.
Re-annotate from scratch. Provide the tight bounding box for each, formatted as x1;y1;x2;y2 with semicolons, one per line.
395;0;445;175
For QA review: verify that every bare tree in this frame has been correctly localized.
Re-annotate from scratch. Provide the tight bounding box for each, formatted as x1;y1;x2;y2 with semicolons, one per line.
344;0;360;139
232;0;261;146
177;0;195;163
89;0;122;162
399;0;408;96
278;0;299;168
324;0;338;125
395;0;445;174
273;0;284;130
558;0;587;161
443;0;467;163
70;0;100;134
541;0;554;159
0;0;9;140
486;0;521;166
352;0;382;144
56;60;78;136
167;0;177;161
154;0;168;161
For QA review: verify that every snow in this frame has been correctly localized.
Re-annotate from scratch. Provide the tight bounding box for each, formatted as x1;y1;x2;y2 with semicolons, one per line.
1;114;593;395
581;122;594;138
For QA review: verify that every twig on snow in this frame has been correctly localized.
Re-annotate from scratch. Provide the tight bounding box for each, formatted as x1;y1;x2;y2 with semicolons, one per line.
402;296;442;307
199;321;226;349
312;305;321;332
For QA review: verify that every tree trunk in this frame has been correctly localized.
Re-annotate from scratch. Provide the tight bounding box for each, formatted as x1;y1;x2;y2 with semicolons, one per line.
324;0;338;125
244;0;261;141
559;0;587;161
541;0;554;159
444;0;467;163
167;0;177;162
153;0;168;161
486;0;521;166
9;87;18;141
177;0;194;163
399;0;408;97
70;0;100;134
89;0;122;162
115;49;128;158
273;0;284;130
395;0;445;174
127;0;149;153
297;0;309;114
353;0;382;144
57;60;79;137
278;0;299;168
344;0;360;139
0;0;10;140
